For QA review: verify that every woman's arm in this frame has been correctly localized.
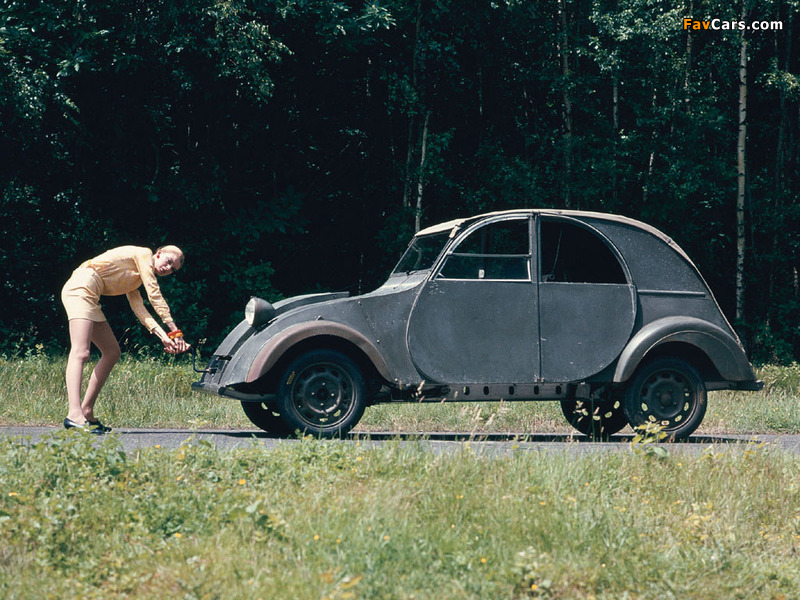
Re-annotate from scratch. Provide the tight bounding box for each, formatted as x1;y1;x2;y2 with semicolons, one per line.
127;291;189;354
132;249;190;353
134;250;174;325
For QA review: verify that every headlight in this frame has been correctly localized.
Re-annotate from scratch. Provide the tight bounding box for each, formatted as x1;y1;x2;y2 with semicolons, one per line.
245;297;276;328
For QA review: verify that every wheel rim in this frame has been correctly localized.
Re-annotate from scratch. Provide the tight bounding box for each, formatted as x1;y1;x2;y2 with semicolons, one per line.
638;370;695;425
290;362;356;427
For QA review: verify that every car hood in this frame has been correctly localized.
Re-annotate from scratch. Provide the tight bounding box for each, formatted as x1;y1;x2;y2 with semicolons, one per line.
271;292;350;317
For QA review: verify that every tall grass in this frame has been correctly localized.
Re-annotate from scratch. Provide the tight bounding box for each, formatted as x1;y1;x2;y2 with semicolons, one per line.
3;355;800;598
0;352;249;428
1;432;798;599
2;353;798;434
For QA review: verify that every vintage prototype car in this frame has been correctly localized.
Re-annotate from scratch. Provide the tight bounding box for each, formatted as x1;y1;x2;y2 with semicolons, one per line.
193;209;762;439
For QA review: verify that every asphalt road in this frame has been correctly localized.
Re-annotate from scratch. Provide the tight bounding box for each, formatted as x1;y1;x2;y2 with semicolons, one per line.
2;426;800;455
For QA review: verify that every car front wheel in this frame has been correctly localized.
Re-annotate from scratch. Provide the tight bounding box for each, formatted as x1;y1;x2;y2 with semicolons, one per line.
623;357;707;440
276;349;367;438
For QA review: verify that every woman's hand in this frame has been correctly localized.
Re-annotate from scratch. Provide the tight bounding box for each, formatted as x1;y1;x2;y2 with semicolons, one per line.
172;336;191;353
162;324;191;354
161;337;179;354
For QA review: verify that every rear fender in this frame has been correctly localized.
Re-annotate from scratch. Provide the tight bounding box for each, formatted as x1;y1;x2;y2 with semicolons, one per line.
614;317;755;383
245;321;394;384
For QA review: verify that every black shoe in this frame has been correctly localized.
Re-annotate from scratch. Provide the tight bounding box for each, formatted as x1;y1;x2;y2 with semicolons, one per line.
87;418;112;433
63;418;106;434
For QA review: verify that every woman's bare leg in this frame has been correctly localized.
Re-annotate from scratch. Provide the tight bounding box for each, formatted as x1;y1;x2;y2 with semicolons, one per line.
81;320;121;421
66;319;94;423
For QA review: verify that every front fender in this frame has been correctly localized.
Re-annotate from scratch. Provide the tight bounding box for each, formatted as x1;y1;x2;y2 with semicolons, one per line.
614;316;756;383
245;321;395;384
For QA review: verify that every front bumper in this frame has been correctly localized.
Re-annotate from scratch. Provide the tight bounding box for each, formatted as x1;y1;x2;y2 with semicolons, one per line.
191;380;276;403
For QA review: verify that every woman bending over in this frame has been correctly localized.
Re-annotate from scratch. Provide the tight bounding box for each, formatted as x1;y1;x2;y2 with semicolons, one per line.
61;245;190;432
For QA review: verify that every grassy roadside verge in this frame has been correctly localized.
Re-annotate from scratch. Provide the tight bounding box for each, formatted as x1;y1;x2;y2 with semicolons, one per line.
1;355;799;599
1;432;799;599
1;354;799;434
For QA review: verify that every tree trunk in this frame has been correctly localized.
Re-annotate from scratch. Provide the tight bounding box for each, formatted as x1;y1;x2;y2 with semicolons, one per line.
402;119;415;210
477;66;484;118
770;8;794;311
557;0;573;208
643;91;658;206
684;0;694;113
402;0;425;211
684;22;693;113
735;21;748;323
415;110;431;233
612;77;619;205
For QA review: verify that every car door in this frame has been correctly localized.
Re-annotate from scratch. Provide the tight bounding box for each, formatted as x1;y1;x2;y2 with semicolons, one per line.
406;215;539;384
537;216;636;381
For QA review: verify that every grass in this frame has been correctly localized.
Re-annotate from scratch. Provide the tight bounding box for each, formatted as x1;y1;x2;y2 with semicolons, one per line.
1;432;799;599
2;354;800;598
1;352;799;435
0;352;249;429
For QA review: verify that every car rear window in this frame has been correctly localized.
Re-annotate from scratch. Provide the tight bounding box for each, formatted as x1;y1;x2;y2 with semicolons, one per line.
540;220;627;284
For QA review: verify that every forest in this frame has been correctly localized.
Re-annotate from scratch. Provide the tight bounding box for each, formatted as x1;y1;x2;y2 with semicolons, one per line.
1;0;799;363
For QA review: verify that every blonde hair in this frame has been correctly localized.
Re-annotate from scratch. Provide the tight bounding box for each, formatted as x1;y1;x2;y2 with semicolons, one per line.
157;245;185;270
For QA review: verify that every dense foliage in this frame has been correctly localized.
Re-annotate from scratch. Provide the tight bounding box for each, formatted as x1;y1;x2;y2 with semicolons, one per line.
1;0;799;361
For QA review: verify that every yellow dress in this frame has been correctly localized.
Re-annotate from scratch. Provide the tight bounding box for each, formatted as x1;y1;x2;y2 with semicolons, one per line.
61;246;173;333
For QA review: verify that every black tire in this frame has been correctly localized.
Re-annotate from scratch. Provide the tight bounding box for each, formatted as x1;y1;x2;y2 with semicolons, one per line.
623;357;707;440
276;349;367;438
240;401;292;436
561;392;628;440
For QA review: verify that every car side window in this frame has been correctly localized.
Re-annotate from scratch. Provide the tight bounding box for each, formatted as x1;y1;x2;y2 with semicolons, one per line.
540;220;627;284
439;219;531;280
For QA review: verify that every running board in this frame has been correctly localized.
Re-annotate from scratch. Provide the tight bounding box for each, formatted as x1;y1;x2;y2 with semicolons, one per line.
410;382;591;402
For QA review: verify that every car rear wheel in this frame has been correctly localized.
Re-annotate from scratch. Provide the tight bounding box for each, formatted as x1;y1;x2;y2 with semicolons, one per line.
276;349;367;438
240;401;292;436
561;392;628;440
622;357;707;440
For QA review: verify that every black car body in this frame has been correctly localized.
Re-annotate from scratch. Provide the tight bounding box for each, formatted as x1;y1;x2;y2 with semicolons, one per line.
193;209;762;438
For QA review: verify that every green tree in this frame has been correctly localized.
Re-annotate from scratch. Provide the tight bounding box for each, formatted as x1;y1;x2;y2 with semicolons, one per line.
1;0;799;362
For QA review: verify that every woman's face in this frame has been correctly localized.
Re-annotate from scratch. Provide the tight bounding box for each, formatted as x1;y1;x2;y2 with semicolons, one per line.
153;250;180;276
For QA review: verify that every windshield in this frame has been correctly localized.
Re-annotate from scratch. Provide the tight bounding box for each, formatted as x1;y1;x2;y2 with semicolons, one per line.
392;232;451;274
